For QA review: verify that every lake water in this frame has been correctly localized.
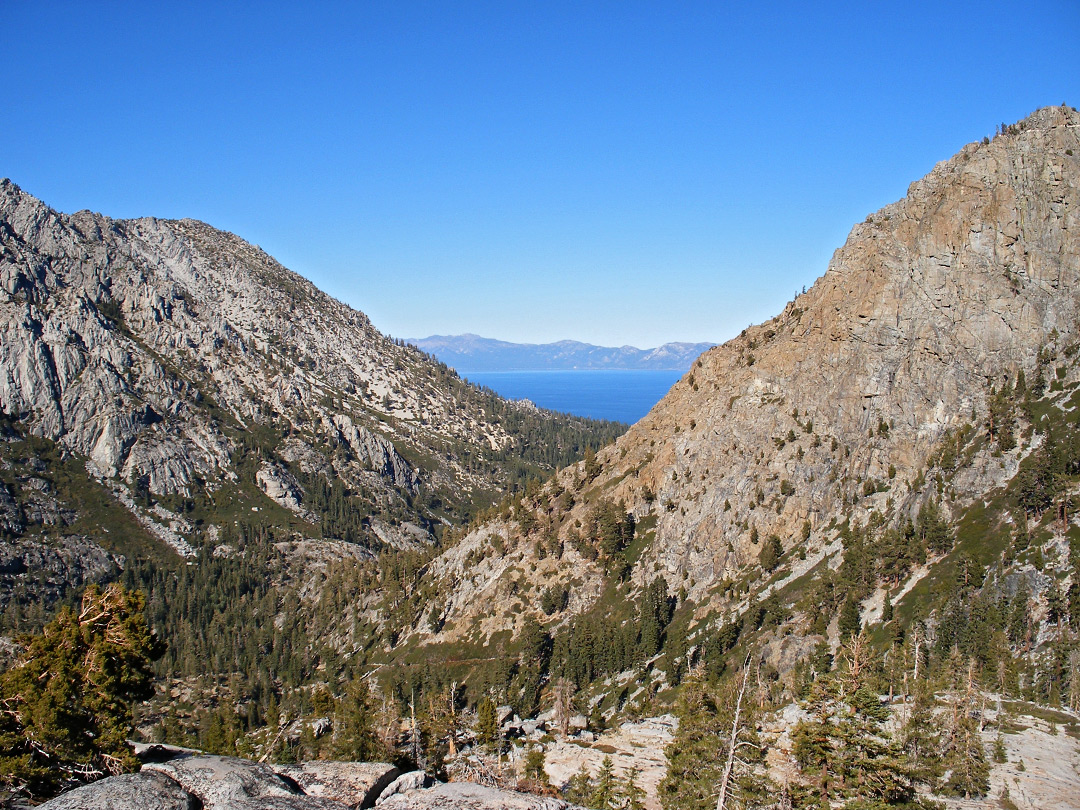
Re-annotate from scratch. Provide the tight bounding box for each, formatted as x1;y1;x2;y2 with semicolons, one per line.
461;369;684;425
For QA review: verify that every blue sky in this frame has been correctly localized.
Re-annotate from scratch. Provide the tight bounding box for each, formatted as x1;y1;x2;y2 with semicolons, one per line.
5;2;1078;347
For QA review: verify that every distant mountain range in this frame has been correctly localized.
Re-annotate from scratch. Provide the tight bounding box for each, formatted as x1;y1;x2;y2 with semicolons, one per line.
405;334;716;371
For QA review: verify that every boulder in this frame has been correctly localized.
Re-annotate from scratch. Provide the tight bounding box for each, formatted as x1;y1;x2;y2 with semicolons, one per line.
36;771;198;810
142;754;350;809
275;762;400;808
373;771;438;804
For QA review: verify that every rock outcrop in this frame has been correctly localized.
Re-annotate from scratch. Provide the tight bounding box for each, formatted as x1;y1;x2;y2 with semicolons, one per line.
274;762;401;808
422;105;1080;637
35;771;199;810
0;176;620;613
36;753;580;810
138;755;359;810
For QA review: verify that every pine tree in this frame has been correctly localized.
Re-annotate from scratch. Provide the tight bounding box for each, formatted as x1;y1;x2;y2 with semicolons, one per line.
793;633;933;808
791;676;842;805
332;679;389;762
475;696;499;752
621;765;646;810
589;756;618;810
660;675;725;810
941;655;990;798
917;500;953;554
759;535;783;573
523;744;549;786
566;763;594;806
838;597;862;641
0;584;162;800
897;682;943;787
659;666;769;810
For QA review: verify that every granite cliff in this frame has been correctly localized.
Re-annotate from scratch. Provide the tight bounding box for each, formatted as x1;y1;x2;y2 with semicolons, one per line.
417;105;1080;647
0;181;622;617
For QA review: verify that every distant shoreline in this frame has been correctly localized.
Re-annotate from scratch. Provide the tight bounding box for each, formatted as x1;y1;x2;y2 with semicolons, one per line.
407;334;714;375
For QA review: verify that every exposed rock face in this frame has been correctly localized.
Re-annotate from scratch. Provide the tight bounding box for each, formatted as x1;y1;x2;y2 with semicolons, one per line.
0;182;428;512
257;462;311;517
0;176;616;604
0;534;119;607
274;762;400;808
0;480;24;534
330;414;417;491
424;105;1080;634
35;771;199;810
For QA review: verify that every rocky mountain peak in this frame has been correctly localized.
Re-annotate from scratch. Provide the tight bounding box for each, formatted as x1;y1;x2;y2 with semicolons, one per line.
421;104;1080;636
0;179;624;610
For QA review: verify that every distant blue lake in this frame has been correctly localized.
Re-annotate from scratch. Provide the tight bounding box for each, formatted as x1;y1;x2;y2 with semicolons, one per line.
461;369;684;425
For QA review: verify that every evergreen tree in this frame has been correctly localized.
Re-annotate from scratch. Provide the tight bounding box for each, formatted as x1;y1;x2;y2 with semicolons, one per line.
917;500;953;554
941;655;990;798
791;676;842;804
897;682;943;787
759;535;783;573
0;584;161;801
621;765;646;810
332;679;389;762
513;616;551;717
589;756;618;810
659;667;769;810
882;593;894;623
660;675;723;810
838;597;862;641
523;744;549;786
986;383;1017;450
475;696;499;752
793;633;934;808
639;576;674;659
566;763;594;806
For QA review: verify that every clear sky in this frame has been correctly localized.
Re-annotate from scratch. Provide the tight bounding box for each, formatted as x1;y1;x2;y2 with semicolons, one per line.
5;2;1078;347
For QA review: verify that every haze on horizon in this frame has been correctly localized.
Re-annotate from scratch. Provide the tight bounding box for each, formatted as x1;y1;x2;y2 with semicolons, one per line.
4;1;1078;347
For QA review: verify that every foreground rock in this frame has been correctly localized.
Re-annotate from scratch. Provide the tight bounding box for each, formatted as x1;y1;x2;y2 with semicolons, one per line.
34;771;199;810
374;771;440;804
140;755;357;809
275;762;401;807
36;752;581;810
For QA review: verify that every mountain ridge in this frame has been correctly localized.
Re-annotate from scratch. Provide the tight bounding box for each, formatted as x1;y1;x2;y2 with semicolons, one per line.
0;178;624;614
406;333;716;371
409;104;1080;650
